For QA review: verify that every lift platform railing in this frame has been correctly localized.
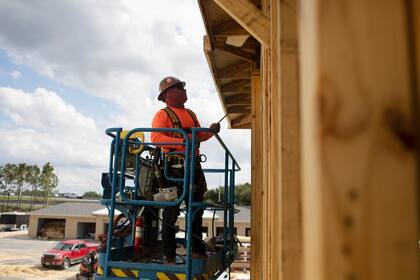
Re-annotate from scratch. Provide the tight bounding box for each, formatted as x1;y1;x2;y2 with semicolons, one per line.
105;127;192;207
99;127;241;280
187;128;240;280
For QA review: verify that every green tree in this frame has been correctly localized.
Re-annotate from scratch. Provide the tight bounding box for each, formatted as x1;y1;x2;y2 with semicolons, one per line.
0;166;6;210
2;164;17;208
40;162;59;206
204;183;251;205
26;165;41;210
235;183;251;206
15;163;27;207
82;191;102;199
204;186;225;204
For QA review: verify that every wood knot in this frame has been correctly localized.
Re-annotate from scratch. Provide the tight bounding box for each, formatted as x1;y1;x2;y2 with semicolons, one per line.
342;215;354;229
383;108;416;150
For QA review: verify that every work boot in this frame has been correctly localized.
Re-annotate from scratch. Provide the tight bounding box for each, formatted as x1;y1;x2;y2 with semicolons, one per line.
151;255;176;265
162;255;176;265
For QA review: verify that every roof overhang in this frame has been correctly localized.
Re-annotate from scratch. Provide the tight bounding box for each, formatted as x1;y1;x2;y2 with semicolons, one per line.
198;0;263;129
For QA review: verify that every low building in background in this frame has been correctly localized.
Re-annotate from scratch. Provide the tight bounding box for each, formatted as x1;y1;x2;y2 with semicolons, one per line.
28;202;251;240
0;211;30;231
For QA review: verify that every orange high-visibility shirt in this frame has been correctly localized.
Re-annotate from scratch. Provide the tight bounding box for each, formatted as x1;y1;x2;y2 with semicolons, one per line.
151;107;213;153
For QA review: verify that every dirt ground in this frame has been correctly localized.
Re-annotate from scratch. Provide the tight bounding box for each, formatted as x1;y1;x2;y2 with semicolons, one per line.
0;231;77;280
0;264;76;280
0;231;250;280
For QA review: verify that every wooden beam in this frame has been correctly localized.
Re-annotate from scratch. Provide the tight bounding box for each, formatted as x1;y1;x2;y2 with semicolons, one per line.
221;79;250;92
215;36;260;49
203;35;212;52
227;105;251;113
225;93;251;105
300;0;419;279
214;0;270;48
231;112;248;123
231;113;251;127
214;41;256;61
226;35;250;47
202;35;231;128
213;19;249;36
219;70;251;80
250;68;263;280
232;122;251;129
218;61;251;79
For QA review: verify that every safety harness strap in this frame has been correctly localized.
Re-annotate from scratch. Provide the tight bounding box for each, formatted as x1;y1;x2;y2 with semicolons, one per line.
162;107;199;138
162;107;182;138
186;109;199;128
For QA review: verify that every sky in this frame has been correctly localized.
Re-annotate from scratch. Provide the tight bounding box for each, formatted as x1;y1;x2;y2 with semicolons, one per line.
0;0;251;195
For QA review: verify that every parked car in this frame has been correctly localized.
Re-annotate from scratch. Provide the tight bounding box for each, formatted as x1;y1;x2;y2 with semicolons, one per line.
0;224;27;232
62;193;81;199
41;240;98;269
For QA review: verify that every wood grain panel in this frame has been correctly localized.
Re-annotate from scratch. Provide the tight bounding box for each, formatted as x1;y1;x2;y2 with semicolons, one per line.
300;0;419;279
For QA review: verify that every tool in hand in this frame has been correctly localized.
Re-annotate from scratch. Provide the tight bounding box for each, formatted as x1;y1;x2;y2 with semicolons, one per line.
217;112;229;124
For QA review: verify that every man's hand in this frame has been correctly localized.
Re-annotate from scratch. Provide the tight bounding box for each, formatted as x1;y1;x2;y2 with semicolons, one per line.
209;123;220;133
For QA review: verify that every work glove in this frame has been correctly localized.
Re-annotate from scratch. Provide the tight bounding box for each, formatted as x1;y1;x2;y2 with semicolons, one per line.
209;123;220;133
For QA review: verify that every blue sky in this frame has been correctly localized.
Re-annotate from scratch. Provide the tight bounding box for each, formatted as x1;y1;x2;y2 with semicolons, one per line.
0;49;117;122
0;0;250;194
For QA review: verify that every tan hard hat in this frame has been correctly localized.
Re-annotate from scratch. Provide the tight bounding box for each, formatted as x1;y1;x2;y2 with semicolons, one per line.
158;76;186;101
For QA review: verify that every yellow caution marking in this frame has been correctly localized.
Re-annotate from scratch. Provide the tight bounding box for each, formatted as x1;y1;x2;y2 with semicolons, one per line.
156;272;170;280
112;268;126;277
97;266;139;278
156;272;208;280
99;267;206;279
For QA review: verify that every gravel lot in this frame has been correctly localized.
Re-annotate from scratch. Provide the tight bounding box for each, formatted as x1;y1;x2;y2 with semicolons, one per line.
0;231;78;280
0;231;250;280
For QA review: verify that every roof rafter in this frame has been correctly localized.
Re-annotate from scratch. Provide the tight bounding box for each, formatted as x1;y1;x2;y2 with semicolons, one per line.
221;79;250;92
213;19;249;36
214;41;256;61
218;61;251;79
227;105;251;114
225;93;251;105
214;0;270;48
231;113;251;128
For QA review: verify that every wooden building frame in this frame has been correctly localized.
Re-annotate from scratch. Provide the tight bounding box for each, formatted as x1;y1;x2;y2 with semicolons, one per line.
198;0;419;279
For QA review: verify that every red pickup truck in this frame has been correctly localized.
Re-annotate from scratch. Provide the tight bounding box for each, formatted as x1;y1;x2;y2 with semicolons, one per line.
41;240;98;269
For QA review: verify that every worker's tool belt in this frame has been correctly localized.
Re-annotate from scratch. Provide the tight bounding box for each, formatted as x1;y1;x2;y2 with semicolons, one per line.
166;154;185;168
163;155;207;193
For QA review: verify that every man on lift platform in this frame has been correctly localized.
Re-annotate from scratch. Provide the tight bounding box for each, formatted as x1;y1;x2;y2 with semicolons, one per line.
151;76;220;264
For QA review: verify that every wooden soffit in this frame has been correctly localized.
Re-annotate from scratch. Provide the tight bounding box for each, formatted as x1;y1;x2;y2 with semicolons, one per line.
198;0;263;129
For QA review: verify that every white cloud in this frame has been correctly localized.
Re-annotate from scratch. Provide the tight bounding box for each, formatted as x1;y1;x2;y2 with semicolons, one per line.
10;70;22;80
0;87;108;193
0;1;251;193
0;1;208;105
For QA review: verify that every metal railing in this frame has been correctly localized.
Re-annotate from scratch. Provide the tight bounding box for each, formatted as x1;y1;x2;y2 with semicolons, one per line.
100;127;241;280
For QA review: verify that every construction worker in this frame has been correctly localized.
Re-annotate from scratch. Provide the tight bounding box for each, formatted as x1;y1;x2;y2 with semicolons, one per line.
151;76;220;264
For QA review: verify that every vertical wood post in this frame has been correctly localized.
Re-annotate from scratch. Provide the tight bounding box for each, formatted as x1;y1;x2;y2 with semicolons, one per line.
256;0;302;279
271;0;302;279
251;66;263;280
300;0;420;279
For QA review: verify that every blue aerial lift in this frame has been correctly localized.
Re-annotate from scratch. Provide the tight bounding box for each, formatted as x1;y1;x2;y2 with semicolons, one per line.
95;127;240;280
